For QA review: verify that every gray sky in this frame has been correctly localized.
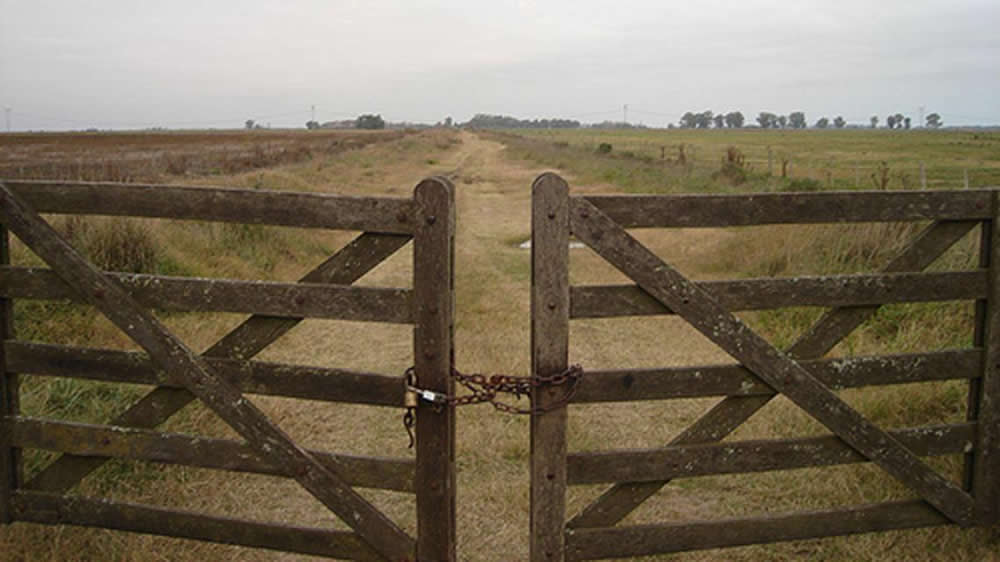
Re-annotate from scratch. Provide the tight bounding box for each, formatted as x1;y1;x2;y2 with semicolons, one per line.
2;0;998;130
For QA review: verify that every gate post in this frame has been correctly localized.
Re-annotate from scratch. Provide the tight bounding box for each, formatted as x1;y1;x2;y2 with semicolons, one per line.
0;224;17;524
971;190;1000;524
530;173;570;561
413;177;456;560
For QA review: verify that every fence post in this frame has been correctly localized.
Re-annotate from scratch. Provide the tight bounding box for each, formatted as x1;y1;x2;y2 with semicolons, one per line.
965;169;971;189
531;173;570;562
0;224;16;525
413;177;456;561
920;162;927;189
969;190;1000;524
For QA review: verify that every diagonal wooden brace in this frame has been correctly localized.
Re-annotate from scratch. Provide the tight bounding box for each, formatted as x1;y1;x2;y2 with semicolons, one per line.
0;181;414;560
25;231;409;494
569;219;977;528
570;196;976;527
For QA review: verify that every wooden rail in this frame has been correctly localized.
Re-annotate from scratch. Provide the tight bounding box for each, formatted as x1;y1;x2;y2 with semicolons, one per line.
532;178;999;560
0;178;457;561
584;189;993;228
3;180;416;233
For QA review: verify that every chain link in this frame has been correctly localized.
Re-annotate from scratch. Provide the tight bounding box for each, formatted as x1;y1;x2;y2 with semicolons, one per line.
402;365;584;447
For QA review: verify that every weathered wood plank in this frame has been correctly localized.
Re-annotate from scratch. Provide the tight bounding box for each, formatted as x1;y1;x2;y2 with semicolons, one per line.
0;268;413;323
572;349;979;403
0;225;16;524
571;197;976;526
568;423;974;484
972;191;1000;523
0;182;414;559
584;190;991;228
568;220;977;529
27;232;409;494
571;271;985;318
5;180;415;234
11;417;414;492
7;341;405;407
413;177;456;561
13;491;384;561
531;173;571;562
564;501;948;560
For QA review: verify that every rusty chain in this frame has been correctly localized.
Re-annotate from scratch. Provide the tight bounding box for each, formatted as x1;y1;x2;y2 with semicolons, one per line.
403;365;583;447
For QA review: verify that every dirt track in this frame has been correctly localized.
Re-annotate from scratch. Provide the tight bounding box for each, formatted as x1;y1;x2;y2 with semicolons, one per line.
214;131;736;560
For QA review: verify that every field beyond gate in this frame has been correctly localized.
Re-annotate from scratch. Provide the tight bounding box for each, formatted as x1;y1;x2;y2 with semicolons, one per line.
530;174;1000;560
2;130;1000;561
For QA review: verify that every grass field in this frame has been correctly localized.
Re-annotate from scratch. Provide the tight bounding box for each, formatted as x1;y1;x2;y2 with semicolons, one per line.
0;129;412;183
1;127;999;561
498;127;1000;194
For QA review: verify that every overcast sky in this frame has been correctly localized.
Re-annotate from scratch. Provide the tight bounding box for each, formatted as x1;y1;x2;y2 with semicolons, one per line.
2;0;998;130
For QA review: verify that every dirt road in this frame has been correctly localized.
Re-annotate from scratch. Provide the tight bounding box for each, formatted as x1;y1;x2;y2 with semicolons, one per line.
175;131;735;560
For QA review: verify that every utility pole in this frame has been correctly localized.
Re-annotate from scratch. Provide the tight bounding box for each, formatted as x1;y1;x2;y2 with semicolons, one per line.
918;106;925;128
623;104;628;126
3;107;10;132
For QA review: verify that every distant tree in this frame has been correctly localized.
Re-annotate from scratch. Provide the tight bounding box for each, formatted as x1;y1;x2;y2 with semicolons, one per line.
355;114;386;130
903;117;911;129
756;112;777;128
713;114;725;129
777;115;788;128
724;111;745;128
305;120;320;130
815;117;830;129
245;119;255;130
926;113;942;128
833;116;846;128
463;113;580;129
695;110;714;129
444;116;453;127
870;115;879;128
788;111;807;129
893;113;904;129
886;115;896;129
679;112;697;128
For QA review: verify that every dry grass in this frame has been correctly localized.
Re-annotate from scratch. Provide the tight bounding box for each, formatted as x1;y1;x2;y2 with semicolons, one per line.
3;128;1000;561
500;127;1000;192
0;129;412;183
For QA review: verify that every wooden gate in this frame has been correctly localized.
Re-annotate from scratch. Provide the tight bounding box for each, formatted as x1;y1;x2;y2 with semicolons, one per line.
0;178;456;561
530;173;1000;560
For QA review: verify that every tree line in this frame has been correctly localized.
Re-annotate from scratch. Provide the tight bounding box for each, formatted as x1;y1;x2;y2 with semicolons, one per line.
286;110;946;131
677;110;943;129
462;113;581;129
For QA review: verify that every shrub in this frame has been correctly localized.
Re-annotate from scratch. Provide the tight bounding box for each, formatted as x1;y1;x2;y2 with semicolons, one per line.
783;177;824;192
596;142;612;154
715;146;750;185
57;216;159;273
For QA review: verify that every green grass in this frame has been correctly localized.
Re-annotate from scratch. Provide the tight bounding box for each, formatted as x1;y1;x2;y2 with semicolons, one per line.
489;128;999;560
491;128;1000;193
